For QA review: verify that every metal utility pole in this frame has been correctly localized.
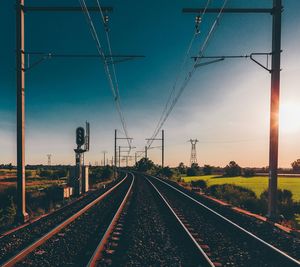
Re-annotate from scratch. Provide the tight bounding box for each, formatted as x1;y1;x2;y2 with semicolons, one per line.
162;130;165;168
102;151;107;166
47;154;52;166
114;130;117;168
118;146;121;167
268;0;282;220
189;139;198;166
114;129;133;171
145;146;148;158
183;1;282;220
145;130;165;167
16;0;28;223
15;1;113;223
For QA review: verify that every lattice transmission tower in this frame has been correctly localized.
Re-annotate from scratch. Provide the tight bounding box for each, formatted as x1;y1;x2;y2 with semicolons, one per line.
47;154;52;166
189;139;198;166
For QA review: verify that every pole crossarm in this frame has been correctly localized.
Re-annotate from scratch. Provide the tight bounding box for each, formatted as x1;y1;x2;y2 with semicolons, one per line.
24;51;145;59
191;52;274;72
148;146;162;150
23;51;145;71
182;8;274;14
22;6;113;13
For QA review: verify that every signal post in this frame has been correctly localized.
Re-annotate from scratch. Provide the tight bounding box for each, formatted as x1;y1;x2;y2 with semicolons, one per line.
74;122;90;196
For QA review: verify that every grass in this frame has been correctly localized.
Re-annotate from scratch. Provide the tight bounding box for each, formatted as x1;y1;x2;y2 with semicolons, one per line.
182;175;300;201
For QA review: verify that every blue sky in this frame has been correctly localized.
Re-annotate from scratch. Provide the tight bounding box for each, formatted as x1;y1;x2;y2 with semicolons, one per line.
1;0;300;167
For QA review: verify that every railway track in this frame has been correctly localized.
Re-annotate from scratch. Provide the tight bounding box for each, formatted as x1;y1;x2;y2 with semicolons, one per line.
1;173;134;267
146;175;300;267
101;173;209;266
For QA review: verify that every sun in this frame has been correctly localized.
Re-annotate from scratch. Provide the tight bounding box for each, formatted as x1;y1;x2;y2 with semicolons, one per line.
279;102;300;133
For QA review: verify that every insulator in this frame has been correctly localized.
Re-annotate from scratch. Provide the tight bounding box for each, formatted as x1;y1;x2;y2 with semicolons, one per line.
195;15;202;24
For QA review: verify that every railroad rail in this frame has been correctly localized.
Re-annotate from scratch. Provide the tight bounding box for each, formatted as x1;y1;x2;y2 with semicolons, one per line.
1;173;131;267
146;177;216;267
87;172;135;266
146;175;300;266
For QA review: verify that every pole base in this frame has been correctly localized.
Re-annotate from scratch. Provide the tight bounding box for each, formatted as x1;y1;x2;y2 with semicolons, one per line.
266;213;279;223
17;212;29;224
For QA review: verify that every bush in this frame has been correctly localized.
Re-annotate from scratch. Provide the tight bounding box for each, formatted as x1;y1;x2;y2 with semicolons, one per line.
260;189;296;219
203;165;213;175
101;166;114;180
206;184;259;212
39;170;52;178
157;167;174;179
224;161;242;177
191;180;207;190
243;168;256;177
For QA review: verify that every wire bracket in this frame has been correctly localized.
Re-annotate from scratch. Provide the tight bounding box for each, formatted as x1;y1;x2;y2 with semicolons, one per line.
192;52;281;73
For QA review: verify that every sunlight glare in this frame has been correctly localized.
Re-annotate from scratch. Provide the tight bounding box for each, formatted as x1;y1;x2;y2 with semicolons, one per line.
280;102;300;133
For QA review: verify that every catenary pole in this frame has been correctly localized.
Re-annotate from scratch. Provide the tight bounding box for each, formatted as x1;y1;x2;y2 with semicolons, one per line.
268;0;282;220
16;0;29;223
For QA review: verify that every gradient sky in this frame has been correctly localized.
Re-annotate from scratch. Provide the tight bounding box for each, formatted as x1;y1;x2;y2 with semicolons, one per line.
1;0;300;168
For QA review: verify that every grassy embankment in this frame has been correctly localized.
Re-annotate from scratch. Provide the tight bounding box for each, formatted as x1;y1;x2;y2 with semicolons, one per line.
182;175;300;201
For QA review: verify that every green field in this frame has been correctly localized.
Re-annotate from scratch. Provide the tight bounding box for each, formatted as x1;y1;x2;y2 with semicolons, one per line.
182;175;300;201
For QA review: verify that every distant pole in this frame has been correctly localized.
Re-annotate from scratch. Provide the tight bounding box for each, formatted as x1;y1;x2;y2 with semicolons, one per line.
118;146;121;167
16;0;29;223
162;130;164;168
102;151;107;166
135;152;137;164
47;154;52;166
126;156;128;167
145;146;147;158
268;0;282;220
114;129;117;178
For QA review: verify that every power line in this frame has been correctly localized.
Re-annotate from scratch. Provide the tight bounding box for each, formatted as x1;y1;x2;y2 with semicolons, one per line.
147;0;228;148
148;0;212;149
79;0;132;148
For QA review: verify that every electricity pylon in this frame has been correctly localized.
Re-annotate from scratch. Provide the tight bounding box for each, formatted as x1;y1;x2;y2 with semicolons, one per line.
189;139;198;166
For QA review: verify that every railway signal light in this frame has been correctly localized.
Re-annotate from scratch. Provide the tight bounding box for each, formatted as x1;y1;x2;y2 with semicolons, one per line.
76;127;85;147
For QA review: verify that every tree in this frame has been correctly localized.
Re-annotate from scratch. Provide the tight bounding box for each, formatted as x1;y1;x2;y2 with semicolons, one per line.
177;162;187;174
135;158;155;172
158;166;174;179
187;163;200;176
191;180;207;190
224;161;241;177
101;166;114;180
5;197;16;225
291;159;300;171
203;165;213;175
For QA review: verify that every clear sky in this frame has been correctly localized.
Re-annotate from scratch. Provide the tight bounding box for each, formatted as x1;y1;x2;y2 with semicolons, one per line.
1;0;300;168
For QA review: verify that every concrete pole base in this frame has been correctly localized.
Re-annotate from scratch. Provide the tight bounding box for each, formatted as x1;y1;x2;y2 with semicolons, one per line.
17;212;29;224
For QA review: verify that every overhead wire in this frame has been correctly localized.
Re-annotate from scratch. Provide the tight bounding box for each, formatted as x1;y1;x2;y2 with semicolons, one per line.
95;0;132;152
147;0;212;149
147;0;228;149
79;0;132;149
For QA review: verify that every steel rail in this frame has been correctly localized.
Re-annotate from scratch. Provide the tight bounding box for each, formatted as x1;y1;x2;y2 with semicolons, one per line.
87;172;135;267
1;174;128;267
149;175;300;266
146;177;215;267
